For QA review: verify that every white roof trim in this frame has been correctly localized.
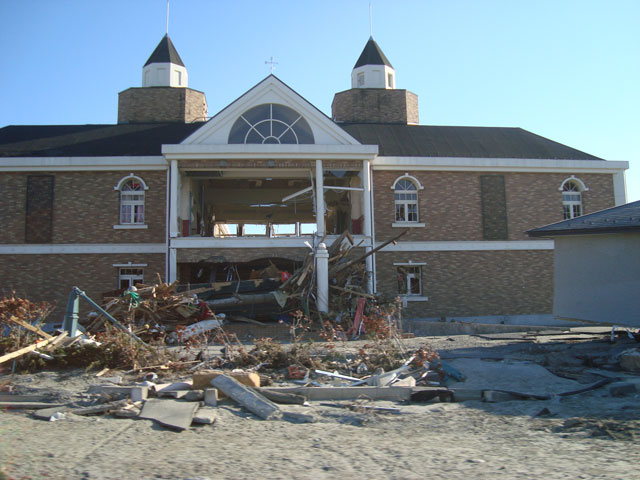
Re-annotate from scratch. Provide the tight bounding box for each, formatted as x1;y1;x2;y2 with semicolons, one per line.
0;156;166;172
180;75;363;147
373;156;628;173
162;143;377;160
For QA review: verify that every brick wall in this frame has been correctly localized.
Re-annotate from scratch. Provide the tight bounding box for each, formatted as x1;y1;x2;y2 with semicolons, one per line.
0;171;167;244
376;250;553;318
332;89;419;124
118;87;207;123
373;170;615;241
0;253;165;317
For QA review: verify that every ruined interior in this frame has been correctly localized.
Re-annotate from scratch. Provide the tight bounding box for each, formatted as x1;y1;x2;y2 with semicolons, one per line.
179;168;364;238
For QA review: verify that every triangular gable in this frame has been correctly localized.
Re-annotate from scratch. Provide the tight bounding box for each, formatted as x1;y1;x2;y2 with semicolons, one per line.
181;75;362;146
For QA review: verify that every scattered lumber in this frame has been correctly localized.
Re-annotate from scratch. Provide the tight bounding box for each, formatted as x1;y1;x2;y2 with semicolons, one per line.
0;332;67;365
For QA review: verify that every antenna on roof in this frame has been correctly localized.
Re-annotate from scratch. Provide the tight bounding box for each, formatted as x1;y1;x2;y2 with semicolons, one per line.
166;0;170;35
369;2;373;37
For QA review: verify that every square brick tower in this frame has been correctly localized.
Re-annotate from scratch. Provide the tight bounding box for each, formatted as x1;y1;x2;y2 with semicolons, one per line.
332;37;418;124
118;35;207;123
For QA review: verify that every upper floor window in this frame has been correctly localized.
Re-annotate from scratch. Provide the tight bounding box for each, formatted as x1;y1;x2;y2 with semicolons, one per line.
115;174;148;226
357;72;365;87
228;103;314;144
394;178;419;222
560;176;588;220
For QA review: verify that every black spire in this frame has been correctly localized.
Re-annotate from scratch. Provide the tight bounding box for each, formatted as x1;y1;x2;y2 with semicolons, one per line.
354;37;393;69
144;34;185;67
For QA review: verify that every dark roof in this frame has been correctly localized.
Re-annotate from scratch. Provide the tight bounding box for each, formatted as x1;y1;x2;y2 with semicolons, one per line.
340;123;602;159
354;37;393;69
144;35;185;67
528;200;640;237
0;120;602;160
0;123;203;157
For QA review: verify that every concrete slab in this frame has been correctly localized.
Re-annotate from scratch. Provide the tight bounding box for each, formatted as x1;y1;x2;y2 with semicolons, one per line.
139;399;198;431
446;358;581;396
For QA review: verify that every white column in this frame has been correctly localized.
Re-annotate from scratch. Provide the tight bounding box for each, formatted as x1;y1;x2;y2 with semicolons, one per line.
316;242;329;313
613;170;627;206
168;248;177;283
362;159;374;293
315;159;325;238
169;160;179;237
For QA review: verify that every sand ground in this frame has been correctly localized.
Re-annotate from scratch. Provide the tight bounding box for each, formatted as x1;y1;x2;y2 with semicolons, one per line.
1;331;639;480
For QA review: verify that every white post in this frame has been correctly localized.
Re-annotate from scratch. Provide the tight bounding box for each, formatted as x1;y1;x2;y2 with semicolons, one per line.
168;247;177;283
169;160;179;237
362;159;374;293
316;242;329;313
315;159;325;238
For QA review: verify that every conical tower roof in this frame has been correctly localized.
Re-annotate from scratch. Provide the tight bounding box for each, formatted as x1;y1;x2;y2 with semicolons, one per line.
144;34;185;67
353;37;393;69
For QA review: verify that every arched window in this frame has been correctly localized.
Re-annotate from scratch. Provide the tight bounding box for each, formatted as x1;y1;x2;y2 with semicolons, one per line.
560;177;587;220
228;104;314;144
394;178;419;222
115;176;147;225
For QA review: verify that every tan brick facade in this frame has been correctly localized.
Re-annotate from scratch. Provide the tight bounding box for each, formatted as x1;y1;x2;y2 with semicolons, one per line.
0;170;167;244
0;253;165;317
373;170;615;241
332;89;419;124
118;87;207;123
376;250;554;318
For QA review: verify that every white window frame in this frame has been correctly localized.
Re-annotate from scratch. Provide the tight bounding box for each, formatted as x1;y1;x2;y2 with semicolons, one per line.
114;174;149;229
559;176;588;220
394;261;429;305
391;174;425;227
118;267;144;290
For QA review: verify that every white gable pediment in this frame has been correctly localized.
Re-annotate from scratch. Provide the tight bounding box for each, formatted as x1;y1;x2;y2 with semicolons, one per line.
181;75;361;146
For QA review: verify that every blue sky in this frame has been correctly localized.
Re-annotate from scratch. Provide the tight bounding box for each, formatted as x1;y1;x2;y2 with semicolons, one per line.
1;0;638;201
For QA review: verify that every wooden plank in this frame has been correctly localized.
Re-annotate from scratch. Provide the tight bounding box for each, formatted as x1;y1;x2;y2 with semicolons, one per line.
211;374;280;420
7;316;52;339
0;334;61;365
0;394;54;402
259;386;412;402
0;402;65;409
70;399;129;416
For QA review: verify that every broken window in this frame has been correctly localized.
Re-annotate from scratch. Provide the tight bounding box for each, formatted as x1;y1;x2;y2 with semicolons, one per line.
119;268;144;290
397;266;421;296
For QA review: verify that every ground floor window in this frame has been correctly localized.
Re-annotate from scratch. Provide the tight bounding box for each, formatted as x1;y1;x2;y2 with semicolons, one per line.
397;265;421;296
119;268;144;290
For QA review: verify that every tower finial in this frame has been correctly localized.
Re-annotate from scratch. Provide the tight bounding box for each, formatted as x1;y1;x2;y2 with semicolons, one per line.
369;2;373;38
166;0;170;35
